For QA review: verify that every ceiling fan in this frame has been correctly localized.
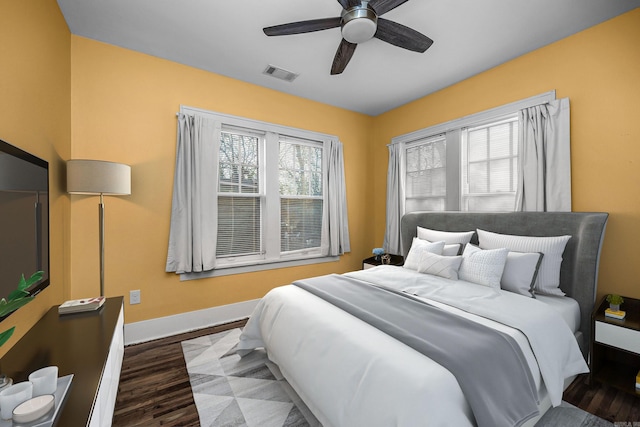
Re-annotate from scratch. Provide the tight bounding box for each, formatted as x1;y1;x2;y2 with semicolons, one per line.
263;0;434;75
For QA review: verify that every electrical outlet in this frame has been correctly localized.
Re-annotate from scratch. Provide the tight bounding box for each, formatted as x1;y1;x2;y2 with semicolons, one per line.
130;290;141;305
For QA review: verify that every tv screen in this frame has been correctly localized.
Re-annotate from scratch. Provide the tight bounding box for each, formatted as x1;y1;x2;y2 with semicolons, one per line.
0;139;49;316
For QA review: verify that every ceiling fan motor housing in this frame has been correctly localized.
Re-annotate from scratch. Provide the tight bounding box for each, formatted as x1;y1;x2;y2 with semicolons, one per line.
341;5;378;44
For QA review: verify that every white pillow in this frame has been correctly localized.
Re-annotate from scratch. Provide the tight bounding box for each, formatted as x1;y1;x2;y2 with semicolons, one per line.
501;252;544;297
416;252;463;280
458;245;509;289
403;238;445;271
417;226;475;245
417;237;462;256
477;229;571;296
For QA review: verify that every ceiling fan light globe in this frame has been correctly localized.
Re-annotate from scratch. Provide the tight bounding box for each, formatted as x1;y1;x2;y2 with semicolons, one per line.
342;18;377;43
341;6;378;44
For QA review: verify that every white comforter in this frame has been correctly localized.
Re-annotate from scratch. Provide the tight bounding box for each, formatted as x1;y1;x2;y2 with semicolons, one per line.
237;266;588;427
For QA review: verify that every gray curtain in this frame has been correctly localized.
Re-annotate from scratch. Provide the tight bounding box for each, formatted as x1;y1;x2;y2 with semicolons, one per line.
326;140;351;256
166;114;219;273
383;143;404;254
515;98;571;212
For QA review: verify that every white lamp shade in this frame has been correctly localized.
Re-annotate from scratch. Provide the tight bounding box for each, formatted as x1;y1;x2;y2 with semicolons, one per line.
67;159;131;195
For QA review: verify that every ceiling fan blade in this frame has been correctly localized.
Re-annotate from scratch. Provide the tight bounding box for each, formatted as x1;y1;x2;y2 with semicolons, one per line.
368;0;409;16
374;18;433;52
263;17;341;36
331;39;357;75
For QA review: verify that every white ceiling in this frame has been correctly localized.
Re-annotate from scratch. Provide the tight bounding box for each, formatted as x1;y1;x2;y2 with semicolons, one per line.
56;0;639;116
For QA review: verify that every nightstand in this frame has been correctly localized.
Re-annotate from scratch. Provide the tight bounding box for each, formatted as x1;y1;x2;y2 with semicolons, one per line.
362;254;404;270
590;295;640;394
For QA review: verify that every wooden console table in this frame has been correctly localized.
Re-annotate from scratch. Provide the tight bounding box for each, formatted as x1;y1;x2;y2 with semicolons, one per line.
0;296;124;426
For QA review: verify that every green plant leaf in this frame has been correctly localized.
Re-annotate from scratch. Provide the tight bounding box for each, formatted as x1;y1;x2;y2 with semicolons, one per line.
0;327;15;347
17;274;26;291
0;272;43;347
0;297;34;318
17;271;43;292
7;289;29;301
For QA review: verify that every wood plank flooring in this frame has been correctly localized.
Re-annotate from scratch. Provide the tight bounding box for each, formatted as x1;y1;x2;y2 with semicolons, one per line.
113;319;247;427
563;373;640;424
113;319;640;426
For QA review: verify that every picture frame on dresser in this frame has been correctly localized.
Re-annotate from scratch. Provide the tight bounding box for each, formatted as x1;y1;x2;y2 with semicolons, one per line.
590;294;640;395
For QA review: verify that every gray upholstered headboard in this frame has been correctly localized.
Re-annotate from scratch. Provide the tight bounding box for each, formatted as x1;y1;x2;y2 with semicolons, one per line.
400;211;609;357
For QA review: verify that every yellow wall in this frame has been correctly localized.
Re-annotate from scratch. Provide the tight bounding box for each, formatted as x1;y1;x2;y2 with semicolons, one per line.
373;8;640;301
69;37;374;322
0;0;71;356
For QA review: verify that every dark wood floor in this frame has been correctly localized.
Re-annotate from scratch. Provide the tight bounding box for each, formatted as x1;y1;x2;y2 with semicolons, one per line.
563;374;640;423
113;319;247;427
113;319;640;426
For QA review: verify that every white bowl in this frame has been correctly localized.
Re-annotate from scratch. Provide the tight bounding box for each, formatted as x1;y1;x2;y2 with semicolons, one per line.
0;381;33;420
12;394;55;423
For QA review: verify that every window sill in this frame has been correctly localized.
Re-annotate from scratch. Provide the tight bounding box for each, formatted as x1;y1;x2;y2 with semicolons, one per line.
180;255;340;281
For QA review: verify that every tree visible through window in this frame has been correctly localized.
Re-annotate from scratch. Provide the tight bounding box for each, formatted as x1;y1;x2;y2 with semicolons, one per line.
216;130;325;263
279;139;323;253
217;131;261;257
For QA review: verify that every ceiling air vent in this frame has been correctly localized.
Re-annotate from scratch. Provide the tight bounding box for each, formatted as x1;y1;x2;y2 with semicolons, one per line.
263;65;299;82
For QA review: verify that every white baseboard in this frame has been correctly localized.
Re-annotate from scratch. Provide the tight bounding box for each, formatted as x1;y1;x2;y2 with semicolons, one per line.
124;299;259;345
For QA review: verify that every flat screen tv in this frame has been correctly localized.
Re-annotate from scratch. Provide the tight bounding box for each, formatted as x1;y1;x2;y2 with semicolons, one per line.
0;139;49;318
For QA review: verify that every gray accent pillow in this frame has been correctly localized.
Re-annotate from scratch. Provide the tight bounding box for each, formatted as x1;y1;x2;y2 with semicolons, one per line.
458;244;509;289
501;252;544;297
477;229;571;296
442;243;463;256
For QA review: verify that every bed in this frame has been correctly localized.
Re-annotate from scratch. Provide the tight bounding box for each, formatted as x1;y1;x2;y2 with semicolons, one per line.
237;211;609;427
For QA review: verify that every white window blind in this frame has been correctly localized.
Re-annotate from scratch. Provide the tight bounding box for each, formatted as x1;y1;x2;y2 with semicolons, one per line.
461;117;519;211
405;135;447;212
217;130;262;258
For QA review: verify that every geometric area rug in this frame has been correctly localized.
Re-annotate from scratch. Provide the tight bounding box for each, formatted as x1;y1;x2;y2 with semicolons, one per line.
181;328;319;427
182;328;612;427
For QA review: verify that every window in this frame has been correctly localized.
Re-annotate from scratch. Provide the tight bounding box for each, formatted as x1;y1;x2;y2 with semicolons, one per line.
279;138;323;254
171;106;349;279
217;130;261;259
461;117;519;211
384;91;570;254
215;128;326;268
402;115;518;213
392;92;559;214
405;135;447;212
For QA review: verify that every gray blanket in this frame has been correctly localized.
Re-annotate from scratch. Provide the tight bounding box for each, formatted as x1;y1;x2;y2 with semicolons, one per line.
293;274;539;427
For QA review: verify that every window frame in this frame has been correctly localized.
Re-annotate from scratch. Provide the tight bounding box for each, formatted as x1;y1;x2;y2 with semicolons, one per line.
179;106;339;280
216;126;264;264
